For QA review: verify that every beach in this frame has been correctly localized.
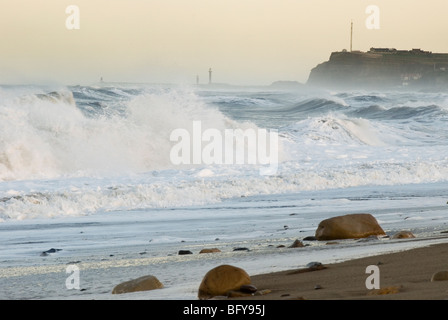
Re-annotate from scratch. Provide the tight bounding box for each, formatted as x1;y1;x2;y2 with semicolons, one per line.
240;241;448;300
1;198;448;300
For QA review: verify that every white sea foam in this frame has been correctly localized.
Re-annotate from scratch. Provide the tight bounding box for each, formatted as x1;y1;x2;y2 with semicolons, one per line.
0;85;448;222
0;87;263;181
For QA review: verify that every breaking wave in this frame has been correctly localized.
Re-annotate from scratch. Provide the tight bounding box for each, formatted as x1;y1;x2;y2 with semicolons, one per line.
0;87;259;181
1;85;448;221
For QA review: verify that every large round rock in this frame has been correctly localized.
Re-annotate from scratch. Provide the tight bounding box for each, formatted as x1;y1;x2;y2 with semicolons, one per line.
315;213;385;240
112;275;163;294
198;265;251;299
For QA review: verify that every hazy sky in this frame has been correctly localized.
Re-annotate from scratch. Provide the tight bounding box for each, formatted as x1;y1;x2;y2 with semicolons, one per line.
1;0;447;86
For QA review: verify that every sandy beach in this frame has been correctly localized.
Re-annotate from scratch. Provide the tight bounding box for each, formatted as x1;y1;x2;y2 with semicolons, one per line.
236;241;448;300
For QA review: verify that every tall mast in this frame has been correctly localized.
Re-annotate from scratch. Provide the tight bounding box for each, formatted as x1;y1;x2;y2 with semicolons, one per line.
209;68;212;84
350;20;353;52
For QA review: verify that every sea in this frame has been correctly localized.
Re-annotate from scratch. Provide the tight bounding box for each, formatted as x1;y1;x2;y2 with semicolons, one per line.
1;82;448;300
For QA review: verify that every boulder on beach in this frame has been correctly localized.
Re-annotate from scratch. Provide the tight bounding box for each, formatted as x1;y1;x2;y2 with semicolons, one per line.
315;213;386;240
112;275;163;294
198;264;251;299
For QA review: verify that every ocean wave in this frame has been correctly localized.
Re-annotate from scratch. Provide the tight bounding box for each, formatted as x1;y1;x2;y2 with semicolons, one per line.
2;85;448;221
280;98;348;115
348;104;447;120
1;158;448;221
210;95;351;128
285;115;387;146
350;94;388;103
0;87;268;181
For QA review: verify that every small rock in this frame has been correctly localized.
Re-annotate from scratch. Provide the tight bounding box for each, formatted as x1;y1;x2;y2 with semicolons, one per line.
431;271;448;282
240;284;258;293
314;284;322;290
306;261;323;269
112;275;164;294
178;250;193;255
199;248;221;254
233;247;250;252
288;239;305;248
287;262;326;275
303;236;317;241
391;231;415;239
40;248;62;256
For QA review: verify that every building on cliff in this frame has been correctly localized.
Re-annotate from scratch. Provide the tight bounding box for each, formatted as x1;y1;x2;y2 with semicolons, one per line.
307;48;448;90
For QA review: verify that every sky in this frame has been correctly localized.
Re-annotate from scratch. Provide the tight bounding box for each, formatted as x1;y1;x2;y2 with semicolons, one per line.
1;0;447;86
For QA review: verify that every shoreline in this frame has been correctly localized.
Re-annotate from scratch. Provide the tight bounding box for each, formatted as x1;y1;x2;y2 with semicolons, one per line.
1;233;448;300
234;241;448;300
1;182;448;300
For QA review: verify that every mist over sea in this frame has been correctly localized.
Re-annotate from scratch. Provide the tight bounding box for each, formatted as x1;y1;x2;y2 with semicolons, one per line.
1;82;448;299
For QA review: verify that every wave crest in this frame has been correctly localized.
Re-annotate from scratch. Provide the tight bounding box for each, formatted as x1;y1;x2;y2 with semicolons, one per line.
0;87;260;181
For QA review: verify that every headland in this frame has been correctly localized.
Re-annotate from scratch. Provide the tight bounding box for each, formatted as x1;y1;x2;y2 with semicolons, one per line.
307;48;448;90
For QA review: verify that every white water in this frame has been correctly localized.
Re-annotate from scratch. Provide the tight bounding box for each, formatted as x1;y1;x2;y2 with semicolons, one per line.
1;83;448;299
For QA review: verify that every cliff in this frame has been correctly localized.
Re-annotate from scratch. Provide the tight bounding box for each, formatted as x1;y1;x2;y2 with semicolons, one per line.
307;48;448;90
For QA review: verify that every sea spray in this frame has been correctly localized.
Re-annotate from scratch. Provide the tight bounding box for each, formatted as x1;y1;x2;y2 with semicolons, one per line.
1;85;448;221
0;87;271;181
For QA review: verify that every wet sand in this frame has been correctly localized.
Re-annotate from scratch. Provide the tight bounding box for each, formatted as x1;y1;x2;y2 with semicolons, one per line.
237;242;448;300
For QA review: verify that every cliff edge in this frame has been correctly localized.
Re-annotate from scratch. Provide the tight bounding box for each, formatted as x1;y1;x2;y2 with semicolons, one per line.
307;48;448;90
